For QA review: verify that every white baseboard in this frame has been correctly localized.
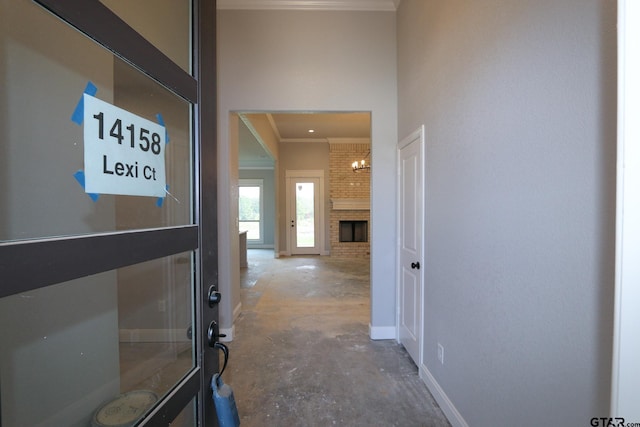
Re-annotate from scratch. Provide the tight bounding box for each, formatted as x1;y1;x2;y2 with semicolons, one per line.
119;328;190;343
369;324;397;340
420;364;469;427
219;325;234;342
279;250;328;256
233;302;242;320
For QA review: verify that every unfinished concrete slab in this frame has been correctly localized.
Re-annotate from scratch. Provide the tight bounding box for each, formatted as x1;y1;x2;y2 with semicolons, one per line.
225;250;451;427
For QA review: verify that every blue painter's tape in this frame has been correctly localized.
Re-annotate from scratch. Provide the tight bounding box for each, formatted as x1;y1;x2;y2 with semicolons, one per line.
156;113;170;143
73;170;100;202
156;185;169;207
71;81;98;125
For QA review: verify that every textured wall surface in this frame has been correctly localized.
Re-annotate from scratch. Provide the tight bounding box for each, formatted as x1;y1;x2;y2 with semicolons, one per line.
397;1;617;425
218;9;397;331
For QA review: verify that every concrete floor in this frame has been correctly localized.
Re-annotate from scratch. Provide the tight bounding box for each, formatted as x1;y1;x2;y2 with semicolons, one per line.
225;249;451;427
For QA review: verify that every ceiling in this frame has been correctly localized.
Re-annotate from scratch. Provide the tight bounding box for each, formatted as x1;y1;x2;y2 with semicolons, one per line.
269;112;370;141
239;112;371;168
217;0;400;11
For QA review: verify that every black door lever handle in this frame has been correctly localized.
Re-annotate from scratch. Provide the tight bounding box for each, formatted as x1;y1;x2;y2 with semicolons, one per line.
411;261;420;270
207;320;226;346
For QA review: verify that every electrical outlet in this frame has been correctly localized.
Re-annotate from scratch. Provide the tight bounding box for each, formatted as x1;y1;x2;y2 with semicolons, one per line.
437;343;444;365
158;299;166;312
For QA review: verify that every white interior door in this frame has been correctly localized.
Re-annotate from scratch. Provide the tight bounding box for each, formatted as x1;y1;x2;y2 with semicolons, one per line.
286;171;324;255
397;127;425;366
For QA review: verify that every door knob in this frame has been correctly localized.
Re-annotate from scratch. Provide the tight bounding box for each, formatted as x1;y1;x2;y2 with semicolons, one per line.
411;261;420;270
208;285;222;307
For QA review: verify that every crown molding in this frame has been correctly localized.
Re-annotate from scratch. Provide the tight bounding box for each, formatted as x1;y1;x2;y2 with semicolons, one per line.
280;138;329;143
327;137;370;145
266;113;282;141
239;165;275;170
217;0;398;11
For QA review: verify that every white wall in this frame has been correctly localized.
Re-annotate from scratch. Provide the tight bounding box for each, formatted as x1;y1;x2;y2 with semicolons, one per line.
217;10;398;333
397;0;617;425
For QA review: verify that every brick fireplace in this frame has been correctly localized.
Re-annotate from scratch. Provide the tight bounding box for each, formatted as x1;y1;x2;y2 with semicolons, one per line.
329;141;370;258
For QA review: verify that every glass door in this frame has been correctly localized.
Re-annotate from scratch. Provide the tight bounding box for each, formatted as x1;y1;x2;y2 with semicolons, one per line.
0;0;218;426
286;171;324;255
295;181;317;249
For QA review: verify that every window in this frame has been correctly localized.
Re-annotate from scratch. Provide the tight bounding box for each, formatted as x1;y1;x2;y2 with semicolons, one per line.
239;179;263;243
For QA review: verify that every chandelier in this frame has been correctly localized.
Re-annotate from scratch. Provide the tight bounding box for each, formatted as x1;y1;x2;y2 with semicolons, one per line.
351;151;371;172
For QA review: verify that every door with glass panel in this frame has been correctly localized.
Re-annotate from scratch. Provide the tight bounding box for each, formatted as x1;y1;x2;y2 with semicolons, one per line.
0;1;218;426
286;171;324;255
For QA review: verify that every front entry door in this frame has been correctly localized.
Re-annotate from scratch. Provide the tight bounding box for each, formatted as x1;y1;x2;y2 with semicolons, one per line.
397;127;425;366
286;171;324;255
0;1;218;426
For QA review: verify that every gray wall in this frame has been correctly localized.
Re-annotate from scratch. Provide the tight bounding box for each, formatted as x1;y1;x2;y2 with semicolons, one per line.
278;141;331;254
397;0;617;425
218;10;398;332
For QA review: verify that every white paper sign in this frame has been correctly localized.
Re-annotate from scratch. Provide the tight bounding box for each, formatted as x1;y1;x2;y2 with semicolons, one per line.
83;94;166;197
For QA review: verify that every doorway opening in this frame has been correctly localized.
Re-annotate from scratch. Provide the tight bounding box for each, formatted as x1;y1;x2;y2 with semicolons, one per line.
234;110;372;294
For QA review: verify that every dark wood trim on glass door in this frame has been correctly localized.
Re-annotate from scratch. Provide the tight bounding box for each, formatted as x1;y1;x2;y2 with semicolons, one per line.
138;368;201;426
33;0;198;103
0;226;198;299
194;0;219;424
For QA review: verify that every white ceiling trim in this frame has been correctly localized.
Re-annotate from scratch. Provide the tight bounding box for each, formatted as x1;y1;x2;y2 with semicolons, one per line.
280;138;330;143
217;0;398;11
266;114;282;141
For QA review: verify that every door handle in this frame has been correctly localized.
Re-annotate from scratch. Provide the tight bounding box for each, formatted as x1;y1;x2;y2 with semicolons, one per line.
411;261;420;270
207;320;226;346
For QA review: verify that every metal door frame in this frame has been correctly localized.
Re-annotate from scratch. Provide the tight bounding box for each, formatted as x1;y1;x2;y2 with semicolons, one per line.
0;0;218;425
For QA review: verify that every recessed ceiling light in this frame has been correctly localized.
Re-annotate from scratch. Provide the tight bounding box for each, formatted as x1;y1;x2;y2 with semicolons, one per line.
308;129;315;133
